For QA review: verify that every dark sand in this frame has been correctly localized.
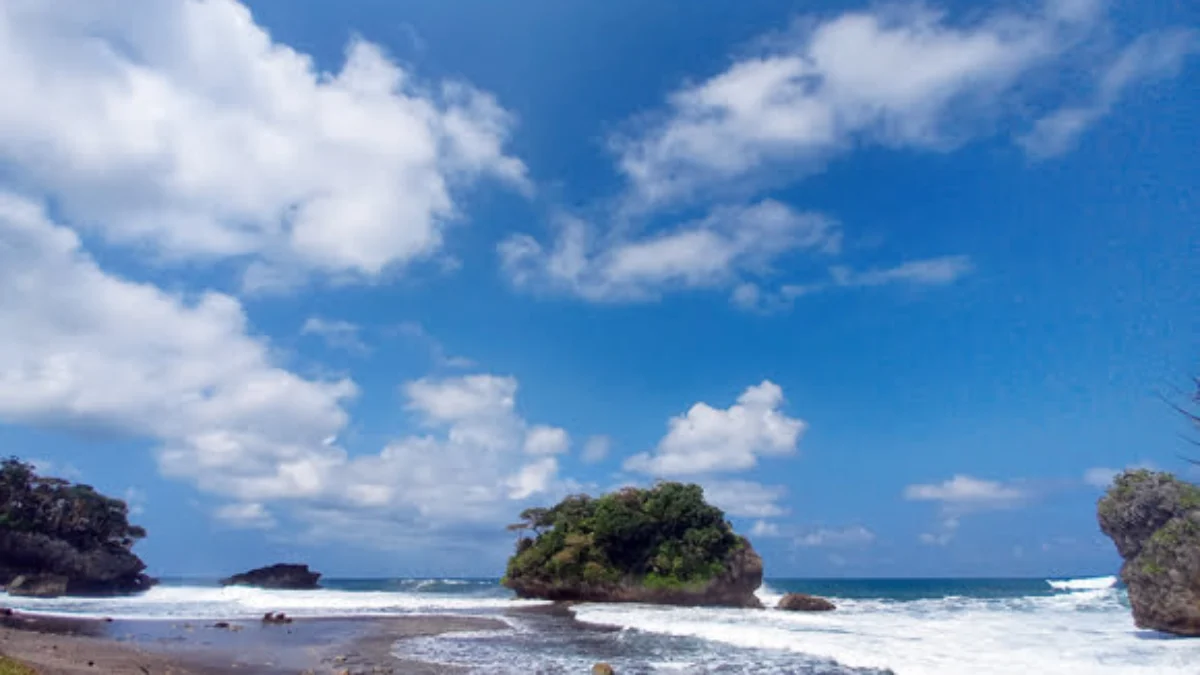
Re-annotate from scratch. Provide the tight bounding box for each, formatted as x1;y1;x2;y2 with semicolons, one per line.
0;610;506;674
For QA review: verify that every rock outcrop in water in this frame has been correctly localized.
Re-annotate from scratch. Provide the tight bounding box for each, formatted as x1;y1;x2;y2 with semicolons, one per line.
221;563;321;590
777;592;836;612
1098;469;1200;636
0;458;154;597
503;483;764;608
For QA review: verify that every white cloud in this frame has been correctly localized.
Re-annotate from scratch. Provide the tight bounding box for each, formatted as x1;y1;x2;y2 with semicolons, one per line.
215;502;276;530
524;425;570;455
919;518;960;546
301;317;368;354
826;256;974;288
796;525;876;548
700;480;789;518
28;458;83;481
1083;467;1119;489
391;322;474;369
581;435;611;464
624;381;804;476
615;0;1104;206
501;201;839;302
0;195;569;542
123;488;147;517
734;254;975;310
904;475;1028;510
0;0;527;289
1083;463;1155;489
1020;29;1199;158
750;520;782;538
0;193;357;504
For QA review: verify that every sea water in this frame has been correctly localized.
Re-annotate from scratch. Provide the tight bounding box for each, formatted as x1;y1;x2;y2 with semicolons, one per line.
6;576;1199;673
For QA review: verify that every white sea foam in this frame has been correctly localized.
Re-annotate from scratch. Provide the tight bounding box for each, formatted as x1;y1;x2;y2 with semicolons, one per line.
572;587;1200;675
754;582;786;608
2;585;545;621
1046;575;1117;591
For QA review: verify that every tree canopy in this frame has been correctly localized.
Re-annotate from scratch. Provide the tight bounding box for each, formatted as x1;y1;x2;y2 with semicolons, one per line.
504;482;744;590
0;457;146;551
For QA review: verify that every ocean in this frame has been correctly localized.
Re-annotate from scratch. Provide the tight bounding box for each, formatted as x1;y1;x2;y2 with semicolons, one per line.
5;576;1199;674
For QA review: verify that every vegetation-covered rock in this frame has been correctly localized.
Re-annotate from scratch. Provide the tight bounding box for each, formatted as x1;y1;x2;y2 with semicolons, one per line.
503;482;763;608
221;563;321;589
777;592;836;612
1098;469;1200;635
0;458;153;596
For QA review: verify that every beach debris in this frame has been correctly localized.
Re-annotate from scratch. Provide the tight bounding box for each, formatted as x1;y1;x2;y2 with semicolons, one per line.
593;663;616;675
222;563;321;590
261;611;293;624
777;592;836;612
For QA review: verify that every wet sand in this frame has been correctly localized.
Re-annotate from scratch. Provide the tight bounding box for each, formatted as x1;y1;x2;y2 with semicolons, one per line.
0;610;506;674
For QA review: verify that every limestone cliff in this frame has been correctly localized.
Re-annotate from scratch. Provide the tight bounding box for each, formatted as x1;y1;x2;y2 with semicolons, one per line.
1098;469;1200;636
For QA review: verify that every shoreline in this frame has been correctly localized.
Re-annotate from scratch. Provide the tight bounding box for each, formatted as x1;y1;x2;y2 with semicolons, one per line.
0;609;507;674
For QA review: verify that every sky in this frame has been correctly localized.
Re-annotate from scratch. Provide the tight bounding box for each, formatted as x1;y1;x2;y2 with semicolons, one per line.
0;0;1196;579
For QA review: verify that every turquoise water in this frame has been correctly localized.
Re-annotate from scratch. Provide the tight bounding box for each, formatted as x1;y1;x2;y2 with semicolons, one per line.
8;575;1199;674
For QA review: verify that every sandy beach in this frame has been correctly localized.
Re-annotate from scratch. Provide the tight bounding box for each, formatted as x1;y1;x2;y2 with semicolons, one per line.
0;610;506;674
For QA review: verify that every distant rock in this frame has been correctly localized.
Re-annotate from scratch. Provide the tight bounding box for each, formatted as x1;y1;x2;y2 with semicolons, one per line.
0;459;154;596
777;592;836;612
1098;470;1200;636
221;564;321;590
6;574;69;598
503;484;764;608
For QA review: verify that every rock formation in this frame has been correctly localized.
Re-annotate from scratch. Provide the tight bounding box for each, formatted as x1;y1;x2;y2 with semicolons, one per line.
5;575;68;598
221;563;321;590
0;459;154;596
503;483;764;608
1098;469;1200;635
777;592;836;612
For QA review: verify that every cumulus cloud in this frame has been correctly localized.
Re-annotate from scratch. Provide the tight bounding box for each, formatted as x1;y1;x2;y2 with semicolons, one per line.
1020;29;1199;158
699;480;789;519
796;525;876;548
750;520;783;538
215;502;276;530
904;475;1028;510
0;195;569;543
614;0;1117;206
581;435;612;464
501;201;839;302
524;425;570;455
301;317;368;354
0;0;527;289
624;381;804;476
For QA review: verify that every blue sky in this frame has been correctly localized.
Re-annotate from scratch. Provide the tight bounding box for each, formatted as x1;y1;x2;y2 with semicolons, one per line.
0;0;1195;578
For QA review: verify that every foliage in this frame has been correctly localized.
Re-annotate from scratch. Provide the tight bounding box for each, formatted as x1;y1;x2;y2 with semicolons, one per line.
504;482;742;589
0;655;37;675
0;457;145;552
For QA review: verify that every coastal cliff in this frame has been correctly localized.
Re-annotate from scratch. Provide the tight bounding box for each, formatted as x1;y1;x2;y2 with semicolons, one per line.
0;458;153;596
502;482;763;608
1098;469;1200;636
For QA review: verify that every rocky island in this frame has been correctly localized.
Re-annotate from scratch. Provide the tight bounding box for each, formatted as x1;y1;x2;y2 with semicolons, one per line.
503;482;763;608
221;563;322;589
0;458;153;597
1098;469;1200;636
